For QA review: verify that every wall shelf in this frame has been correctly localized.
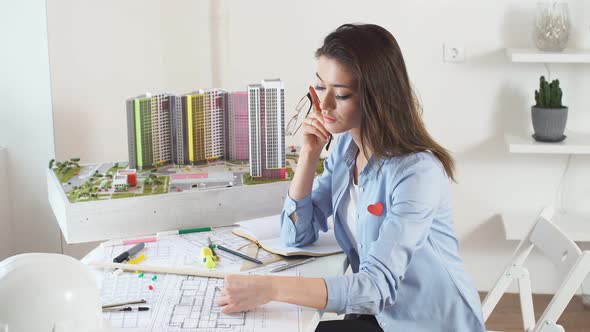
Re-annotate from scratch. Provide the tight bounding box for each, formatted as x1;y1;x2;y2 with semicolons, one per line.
504;132;590;155
506;48;590;63
502;211;590;242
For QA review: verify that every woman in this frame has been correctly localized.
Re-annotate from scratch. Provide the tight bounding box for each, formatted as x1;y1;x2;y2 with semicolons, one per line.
216;23;485;332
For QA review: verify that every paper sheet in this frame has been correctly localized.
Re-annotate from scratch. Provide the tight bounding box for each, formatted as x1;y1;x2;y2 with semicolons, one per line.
84;227;299;332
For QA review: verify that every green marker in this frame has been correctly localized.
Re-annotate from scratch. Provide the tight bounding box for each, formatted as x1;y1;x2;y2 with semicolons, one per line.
156;227;212;238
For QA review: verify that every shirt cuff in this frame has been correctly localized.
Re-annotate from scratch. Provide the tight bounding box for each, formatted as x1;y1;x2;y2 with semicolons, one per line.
323;275;348;314
283;192;313;233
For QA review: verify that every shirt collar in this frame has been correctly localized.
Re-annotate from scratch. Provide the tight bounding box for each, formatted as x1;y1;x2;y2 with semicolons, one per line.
342;138;383;182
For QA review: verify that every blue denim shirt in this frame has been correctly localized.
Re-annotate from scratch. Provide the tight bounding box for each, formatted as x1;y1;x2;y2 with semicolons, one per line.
280;133;485;332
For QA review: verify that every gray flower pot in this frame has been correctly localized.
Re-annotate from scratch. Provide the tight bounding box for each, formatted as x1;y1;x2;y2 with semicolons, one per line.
531;106;568;142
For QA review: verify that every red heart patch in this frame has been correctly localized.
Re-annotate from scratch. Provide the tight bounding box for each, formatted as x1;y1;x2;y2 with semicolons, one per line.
367;202;383;216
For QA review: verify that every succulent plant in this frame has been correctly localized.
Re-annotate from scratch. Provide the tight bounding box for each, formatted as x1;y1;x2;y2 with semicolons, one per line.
534;76;564;108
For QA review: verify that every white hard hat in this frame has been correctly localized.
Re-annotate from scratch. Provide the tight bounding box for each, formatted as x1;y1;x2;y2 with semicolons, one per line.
0;253;112;332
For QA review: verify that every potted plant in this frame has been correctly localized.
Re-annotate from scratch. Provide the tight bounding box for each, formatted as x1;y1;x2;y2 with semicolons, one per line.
532;76;568;142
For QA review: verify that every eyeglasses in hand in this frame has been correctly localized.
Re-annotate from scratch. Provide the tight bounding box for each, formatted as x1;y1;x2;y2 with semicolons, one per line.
285;91;333;151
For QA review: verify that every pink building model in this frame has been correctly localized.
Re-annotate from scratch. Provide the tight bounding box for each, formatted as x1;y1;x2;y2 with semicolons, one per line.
227;92;249;161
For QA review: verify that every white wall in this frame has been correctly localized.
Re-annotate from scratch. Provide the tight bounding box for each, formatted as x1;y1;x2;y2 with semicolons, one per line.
0;0;62;259
6;0;590;292
0;147;13;259
47;0;213;163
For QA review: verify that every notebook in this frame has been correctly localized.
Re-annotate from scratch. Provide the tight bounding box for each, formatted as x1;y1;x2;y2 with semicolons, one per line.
232;215;343;257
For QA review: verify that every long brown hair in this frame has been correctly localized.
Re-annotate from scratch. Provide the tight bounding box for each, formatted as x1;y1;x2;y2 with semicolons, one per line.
315;23;456;182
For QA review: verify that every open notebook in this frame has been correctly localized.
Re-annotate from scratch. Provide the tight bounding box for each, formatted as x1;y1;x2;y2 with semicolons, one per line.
232;215;343;257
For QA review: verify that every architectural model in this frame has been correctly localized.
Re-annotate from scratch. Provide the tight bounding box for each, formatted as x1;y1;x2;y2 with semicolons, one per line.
126;79;286;180
46;80;332;204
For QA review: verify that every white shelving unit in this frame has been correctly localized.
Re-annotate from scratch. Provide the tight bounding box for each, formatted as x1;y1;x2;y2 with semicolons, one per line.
506;48;590;63
503;49;590;243
504;132;590;154
502;134;590;241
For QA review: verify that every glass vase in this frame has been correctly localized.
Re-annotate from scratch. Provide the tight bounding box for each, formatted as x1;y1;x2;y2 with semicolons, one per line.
533;2;570;52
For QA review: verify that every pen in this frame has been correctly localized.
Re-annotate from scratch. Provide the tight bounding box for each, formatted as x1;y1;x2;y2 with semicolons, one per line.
216;244;263;264
102;306;150;312
156;226;212;238
102;299;147;309
113;243;145;263
101;237;157;247
308;85;332;151
270;257;316;273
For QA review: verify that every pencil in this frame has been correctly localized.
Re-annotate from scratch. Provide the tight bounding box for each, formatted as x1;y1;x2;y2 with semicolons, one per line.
216;244;263;264
208;237;219;260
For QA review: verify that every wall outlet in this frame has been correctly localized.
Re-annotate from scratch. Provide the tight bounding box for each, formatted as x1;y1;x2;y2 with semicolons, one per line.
443;43;465;62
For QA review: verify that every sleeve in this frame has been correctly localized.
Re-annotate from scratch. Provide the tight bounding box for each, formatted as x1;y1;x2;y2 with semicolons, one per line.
323;156;444;315
279;139;341;248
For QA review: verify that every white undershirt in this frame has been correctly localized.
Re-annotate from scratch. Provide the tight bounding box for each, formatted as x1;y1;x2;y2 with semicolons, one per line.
343;179;359;245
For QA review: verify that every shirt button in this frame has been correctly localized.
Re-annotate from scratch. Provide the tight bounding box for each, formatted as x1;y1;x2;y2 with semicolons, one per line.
359;243;363;249
380;321;386;328
359;186;364;192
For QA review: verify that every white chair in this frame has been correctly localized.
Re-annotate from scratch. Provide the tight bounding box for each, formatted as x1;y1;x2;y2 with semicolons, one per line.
482;206;590;332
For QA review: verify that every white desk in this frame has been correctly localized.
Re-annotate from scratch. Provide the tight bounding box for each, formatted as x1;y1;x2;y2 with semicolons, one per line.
83;240;346;332
296;254;348;332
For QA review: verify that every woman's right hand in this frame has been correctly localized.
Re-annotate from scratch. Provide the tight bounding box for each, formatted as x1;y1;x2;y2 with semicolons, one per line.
288;87;331;202
301;90;331;159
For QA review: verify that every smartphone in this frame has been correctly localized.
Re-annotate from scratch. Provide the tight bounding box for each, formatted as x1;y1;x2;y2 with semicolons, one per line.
308;86;333;151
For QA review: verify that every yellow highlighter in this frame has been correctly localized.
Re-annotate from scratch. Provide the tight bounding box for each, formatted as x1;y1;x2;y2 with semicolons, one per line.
128;253;145;273
128;253;145;265
200;247;216;269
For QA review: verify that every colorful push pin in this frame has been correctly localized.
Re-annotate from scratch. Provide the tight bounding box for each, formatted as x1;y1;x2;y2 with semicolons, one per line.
200;247;216;269
148;285;154;291
138;272;144;278
151;275;157;282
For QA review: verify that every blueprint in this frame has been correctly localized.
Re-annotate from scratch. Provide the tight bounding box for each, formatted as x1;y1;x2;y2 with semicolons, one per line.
84;226;299;332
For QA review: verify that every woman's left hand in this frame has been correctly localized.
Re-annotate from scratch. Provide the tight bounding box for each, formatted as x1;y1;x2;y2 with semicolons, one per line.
216;274;275;314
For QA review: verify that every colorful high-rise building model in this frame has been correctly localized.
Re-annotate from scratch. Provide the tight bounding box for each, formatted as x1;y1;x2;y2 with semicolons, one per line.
183;92;206;165
151;94;173;165
248;79;286;179
126;80;285;179
201;89;227;161
169;95;185;165
126;93;174;170
227;92;249;161
126;95;153;170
